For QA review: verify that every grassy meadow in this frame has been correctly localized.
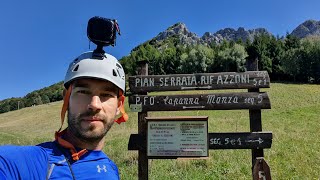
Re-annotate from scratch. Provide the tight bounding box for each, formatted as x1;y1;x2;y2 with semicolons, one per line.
0;83;319;179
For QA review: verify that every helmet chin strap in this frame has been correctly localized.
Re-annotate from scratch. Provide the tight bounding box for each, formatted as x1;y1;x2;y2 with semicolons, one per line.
55;85;128;161
58;85;72;133
55;85;87;161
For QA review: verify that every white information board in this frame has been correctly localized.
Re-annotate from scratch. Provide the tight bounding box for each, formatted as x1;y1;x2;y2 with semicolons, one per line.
147;119;208;157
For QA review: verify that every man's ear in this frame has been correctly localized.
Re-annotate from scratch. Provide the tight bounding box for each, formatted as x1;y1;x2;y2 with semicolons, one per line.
116;95;125;116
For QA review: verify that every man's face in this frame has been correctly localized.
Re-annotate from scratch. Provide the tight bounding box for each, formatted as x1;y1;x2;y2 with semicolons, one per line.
67;78;121;143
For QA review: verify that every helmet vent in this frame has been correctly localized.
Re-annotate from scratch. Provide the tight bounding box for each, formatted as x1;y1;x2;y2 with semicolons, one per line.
116;69;121;77
116;63;122;69
73;58;79;62
113;69;118;77
73;65;79;72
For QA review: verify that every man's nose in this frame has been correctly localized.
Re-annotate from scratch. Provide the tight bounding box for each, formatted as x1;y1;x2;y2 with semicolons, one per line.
87;96;102;112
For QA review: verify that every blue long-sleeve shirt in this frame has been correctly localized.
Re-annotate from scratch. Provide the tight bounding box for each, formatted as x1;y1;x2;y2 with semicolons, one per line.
0;142;119;179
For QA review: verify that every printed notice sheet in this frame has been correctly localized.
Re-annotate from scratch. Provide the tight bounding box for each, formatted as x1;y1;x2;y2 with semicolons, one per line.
147;121;208;157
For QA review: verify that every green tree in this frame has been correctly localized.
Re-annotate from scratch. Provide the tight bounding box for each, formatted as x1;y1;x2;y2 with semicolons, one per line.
144;44;161;75
268;36;285;80
197;45;215;73
41;95;50;104
18;100;25;109
159;42;177;74
300;38;320;83
282;38;319;83
282;48;300;81
247;34;274;72
215;43;248;72
1;105;10;113
284;33;300;50
177;45;215;73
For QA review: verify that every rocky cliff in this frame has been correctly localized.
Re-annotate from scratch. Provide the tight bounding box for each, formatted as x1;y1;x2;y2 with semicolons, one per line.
155;22;202;45
154;19;320;46
201;27;271;44
291;20;320;38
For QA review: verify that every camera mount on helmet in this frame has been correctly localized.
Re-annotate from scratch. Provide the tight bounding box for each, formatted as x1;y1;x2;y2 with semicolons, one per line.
87;16;121;57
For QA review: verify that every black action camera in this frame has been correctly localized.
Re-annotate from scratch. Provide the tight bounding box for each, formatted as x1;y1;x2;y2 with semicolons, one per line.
87;16;120;54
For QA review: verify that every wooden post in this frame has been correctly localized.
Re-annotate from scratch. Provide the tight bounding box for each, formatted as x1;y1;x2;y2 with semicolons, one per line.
137;60;149;180
247;58;264;172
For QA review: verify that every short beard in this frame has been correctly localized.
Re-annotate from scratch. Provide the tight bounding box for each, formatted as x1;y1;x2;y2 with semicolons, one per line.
67;110;114;143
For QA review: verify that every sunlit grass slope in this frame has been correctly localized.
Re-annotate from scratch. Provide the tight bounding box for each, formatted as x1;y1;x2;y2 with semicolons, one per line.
0;83;319;179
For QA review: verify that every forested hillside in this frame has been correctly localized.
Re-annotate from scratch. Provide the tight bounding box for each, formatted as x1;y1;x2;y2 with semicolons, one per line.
0;82;64;113
120;27;320;84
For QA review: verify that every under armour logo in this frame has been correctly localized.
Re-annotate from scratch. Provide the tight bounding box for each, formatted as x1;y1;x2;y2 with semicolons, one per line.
97;165;107;173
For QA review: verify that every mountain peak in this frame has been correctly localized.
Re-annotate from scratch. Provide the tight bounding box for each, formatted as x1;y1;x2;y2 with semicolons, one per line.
155;22;201;45
167;22;188;33
291;19;320;38
201;27;270;44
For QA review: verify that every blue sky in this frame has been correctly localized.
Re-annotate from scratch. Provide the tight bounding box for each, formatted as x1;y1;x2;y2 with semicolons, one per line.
1;0;320;100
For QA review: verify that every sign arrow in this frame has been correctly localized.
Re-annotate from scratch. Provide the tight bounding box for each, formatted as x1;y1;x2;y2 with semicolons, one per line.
182;106;205;109
181;86;212;90
245;138;263;144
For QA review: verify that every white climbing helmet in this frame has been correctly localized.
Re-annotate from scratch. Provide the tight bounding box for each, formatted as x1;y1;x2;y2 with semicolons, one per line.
64;51;126;93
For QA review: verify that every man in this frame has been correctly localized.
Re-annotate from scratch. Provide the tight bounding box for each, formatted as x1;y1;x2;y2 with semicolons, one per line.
0;50;128;179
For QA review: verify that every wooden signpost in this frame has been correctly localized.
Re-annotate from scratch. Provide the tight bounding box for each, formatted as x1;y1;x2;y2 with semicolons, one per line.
129;92;271;111
129;71;270;93
128;61;272;180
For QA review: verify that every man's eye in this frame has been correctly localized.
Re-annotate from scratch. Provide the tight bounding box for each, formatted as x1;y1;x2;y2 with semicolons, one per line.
100;93;113;98
77;90;90;94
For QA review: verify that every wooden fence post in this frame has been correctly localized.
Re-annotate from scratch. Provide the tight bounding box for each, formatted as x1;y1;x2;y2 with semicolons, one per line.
247;58;264;171
137;60;149;180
